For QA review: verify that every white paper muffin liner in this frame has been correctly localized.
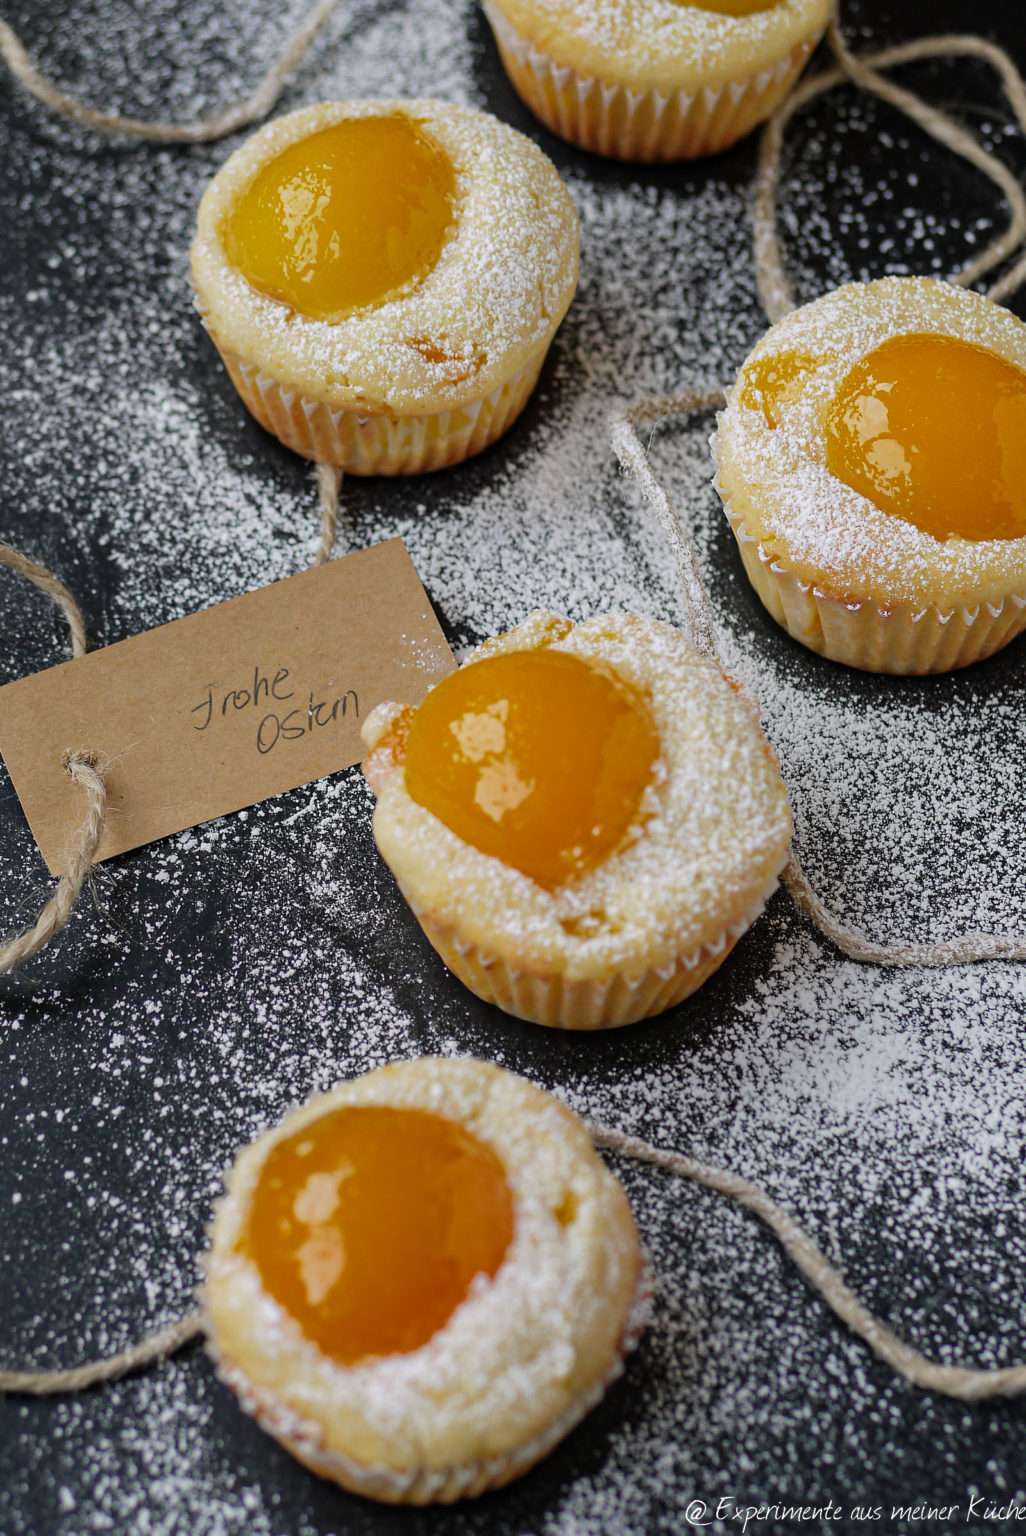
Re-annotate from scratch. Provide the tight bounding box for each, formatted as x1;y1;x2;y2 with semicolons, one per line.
204;1252;653;1505
482;0;822;160
203;319;547;474
401;867;783;1030
718;481;1026;674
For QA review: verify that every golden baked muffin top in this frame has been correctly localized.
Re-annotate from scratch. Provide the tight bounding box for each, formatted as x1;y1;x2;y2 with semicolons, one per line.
191;100;580;418
363;611;793;983
484;0;830;94
713;276;1026;611
202;1057;643;1485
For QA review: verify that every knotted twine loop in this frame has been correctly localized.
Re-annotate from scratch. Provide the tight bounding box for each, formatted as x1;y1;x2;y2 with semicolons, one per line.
0;753;106;977
0;0;341;144
0;466;341;981
754;11;1026;322
0;544;108;977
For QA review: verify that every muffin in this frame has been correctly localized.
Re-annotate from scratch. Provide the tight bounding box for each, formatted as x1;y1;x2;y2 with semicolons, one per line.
361;611;793;1029
481;0;829;160
190;100;579;473
712;276;1026;673
202;1056;648;1503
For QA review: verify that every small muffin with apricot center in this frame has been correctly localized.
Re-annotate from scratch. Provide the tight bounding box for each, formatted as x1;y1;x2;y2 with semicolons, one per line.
202;1056;648;1503
712;276;1026;672
191;100;579;473
481;0;829;160
361;611;793;1029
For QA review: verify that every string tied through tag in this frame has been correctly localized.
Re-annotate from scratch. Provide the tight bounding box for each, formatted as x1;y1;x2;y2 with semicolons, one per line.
0;544;107;976
0;467;343;976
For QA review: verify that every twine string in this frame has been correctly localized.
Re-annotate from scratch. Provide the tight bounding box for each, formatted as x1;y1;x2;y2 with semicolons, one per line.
0;1310;201;1396
782;845;1026;967
312;462;343;565
0;542;88;660
0;0;341;144
609;389;724;662
0;544;107;976
588;1122;1026;1403
754;15;1026;321
827;26;1026;298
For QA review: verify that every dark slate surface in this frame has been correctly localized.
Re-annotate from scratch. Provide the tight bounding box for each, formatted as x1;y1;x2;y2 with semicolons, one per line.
2;2;1026;1533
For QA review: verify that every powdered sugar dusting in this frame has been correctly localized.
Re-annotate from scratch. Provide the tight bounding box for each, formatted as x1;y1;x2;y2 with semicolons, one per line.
3;0;1026;1531
714;276;1026;607
486;0;828;95
192;99;580;412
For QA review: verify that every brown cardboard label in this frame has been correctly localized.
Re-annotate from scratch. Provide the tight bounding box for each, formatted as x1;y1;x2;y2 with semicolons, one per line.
0;539;455;874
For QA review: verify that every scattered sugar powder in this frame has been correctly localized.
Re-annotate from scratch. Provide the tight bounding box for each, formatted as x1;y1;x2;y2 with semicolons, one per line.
712;277;1026;607
2;0;1026;1532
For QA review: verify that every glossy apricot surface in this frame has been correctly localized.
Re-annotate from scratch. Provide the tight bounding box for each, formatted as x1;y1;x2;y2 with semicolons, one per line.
678;0;786;13
224;115;455;321
404;649;660;889
825;333;1026;542
245;1105;514;1364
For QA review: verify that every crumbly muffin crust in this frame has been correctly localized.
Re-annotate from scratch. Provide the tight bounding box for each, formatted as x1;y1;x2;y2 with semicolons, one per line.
712;277;1026;612
363;612;793;986
191;100;579;418
202;1057;645;1500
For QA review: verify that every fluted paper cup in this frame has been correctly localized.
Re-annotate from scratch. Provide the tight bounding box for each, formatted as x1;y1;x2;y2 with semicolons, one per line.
482;0;821;160
204;318;548;475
